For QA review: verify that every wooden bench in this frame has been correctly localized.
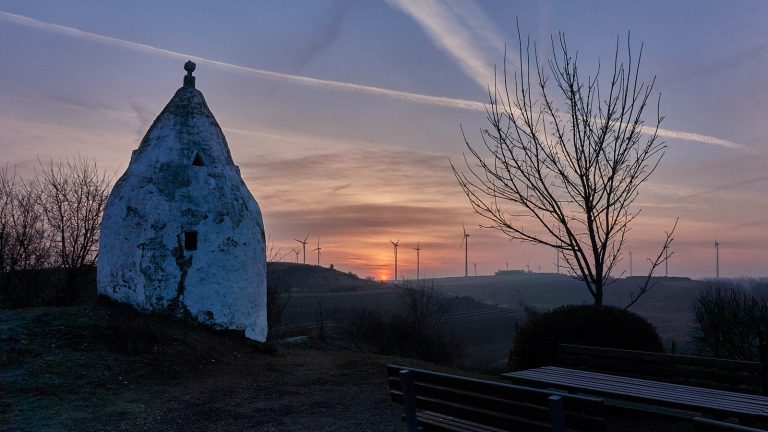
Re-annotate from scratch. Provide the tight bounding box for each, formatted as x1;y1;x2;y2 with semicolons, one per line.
694;417;768;432
387;364;606;431
501;367;768;427
557;344;766;395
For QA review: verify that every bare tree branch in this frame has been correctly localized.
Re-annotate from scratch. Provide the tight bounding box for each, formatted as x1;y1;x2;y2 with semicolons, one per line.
453;28;676;306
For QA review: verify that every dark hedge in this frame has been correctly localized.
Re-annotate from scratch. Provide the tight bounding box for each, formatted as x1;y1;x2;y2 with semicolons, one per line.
510;304;663;370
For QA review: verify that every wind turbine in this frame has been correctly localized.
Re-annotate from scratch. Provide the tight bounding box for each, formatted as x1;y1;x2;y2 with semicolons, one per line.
294;233;309;264
312;238;322;266
414;242;421;280
291;248;300;264
715;240;720;279
460;224;470;277
629;249;633;277
389;239;400;281
473;263;478;277
556;228;561;275
664;244;670;277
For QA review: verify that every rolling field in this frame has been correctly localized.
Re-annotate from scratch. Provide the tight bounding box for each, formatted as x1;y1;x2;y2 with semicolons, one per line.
274;266;710;370
277;287;522;370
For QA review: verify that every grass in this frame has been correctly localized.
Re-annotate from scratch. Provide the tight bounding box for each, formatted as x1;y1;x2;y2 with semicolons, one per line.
0;301;409;431
0;299;721;431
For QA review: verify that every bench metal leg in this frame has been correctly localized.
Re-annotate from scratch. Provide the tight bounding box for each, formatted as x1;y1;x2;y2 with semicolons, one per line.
548;395;565;432
400;370;421;432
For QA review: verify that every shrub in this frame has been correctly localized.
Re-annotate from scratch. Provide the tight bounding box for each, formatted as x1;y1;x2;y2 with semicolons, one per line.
266;272;291;342
510;304;663;370
333;280;465;365
691;283;768;362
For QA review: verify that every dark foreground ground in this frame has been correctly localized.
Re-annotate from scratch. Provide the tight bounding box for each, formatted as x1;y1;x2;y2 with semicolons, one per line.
1;302;693;432
0;303;405;431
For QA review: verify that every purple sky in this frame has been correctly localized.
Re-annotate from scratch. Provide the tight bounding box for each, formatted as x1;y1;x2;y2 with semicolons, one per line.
1;1;767;279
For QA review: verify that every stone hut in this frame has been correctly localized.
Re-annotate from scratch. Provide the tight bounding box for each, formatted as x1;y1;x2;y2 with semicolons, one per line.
98;61;267;341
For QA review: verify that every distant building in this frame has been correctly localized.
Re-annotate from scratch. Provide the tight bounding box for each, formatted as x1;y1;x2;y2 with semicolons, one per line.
98;62;267;341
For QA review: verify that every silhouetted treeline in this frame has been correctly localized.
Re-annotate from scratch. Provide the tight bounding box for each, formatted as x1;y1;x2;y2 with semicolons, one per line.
0;158;110;307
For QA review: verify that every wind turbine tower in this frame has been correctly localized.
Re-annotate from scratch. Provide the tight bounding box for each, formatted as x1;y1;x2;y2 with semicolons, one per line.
556;228;561;275
664;245;669;277
414;242;421;280
294;233;309;264
390;239;400;281
291;248;300;263
629;249;633;277
715;240;720;279
312;238;322;267
461;224;470;277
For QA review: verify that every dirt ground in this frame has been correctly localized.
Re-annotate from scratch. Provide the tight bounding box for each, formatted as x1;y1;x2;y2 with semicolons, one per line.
0;301;703;432
0;303;406;432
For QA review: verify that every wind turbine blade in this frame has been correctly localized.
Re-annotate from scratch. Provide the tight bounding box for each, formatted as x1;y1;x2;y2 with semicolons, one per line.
303;233;310;243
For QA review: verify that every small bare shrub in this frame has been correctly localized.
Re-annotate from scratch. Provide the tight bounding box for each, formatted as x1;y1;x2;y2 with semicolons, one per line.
333;280;465;365
691;283;768;362
266;273;291;342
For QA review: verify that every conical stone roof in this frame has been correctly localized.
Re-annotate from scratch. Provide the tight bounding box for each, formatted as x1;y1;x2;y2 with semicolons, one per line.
98;62;267;341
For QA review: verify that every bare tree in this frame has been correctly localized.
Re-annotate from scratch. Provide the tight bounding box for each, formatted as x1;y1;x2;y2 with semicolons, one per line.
37;157;111;300
692;283;768;362
0;167;16;289
266;233;290;263
9;178;51;275
0;168;52;306
453;29;675;306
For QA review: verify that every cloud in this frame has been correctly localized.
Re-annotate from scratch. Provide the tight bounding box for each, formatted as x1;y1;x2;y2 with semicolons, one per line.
128;100;156;140
385;0;503;89
293;0;354;70
0;11;485;112
0;11;750;152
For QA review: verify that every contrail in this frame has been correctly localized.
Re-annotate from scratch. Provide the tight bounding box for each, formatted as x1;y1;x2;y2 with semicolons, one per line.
0;11;749;152
386;0;503;89
651;128;753;152
0;11;485;112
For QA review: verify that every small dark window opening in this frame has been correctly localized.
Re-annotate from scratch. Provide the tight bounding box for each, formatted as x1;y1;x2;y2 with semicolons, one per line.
192;153;205;166
184;231;198;251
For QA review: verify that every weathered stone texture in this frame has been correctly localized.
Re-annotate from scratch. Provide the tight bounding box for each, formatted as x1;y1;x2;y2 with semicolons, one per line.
98;77;267;341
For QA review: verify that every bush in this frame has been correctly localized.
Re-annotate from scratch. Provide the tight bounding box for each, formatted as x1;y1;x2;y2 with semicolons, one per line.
333;280;465;365
691;283;767;362
266;272;291;342
510;304;663;370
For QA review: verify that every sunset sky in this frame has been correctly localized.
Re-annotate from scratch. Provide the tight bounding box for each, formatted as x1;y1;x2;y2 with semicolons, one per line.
2;1;768;279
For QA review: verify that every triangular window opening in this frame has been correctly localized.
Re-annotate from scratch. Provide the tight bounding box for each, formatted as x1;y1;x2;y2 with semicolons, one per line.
192;153;205;166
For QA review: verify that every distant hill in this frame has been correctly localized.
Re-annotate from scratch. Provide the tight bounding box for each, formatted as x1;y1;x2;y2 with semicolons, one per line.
268;262;387;293
428;272;708;350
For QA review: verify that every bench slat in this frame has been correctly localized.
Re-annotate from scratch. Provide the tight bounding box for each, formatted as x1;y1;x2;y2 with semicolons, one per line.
389;365;607;432
502;367;768;423
557;344;765;394
694;417;768;432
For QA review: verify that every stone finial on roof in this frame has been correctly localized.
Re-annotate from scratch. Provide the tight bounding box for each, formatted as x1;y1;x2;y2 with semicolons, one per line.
183;61;196;88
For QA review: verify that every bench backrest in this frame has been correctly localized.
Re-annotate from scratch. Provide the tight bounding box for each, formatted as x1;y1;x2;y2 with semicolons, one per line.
557;344;766;395
387;364;606;432
694;417;768;432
